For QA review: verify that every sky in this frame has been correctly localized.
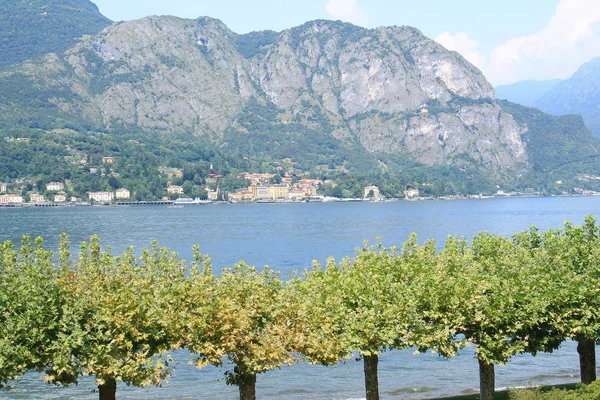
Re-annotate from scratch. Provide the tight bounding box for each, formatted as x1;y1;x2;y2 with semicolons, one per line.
91;0;600;86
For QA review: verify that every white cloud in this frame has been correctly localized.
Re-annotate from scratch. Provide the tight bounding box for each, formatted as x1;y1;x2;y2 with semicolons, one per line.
435;31;487;71
325;0;367;26
435;0;600;85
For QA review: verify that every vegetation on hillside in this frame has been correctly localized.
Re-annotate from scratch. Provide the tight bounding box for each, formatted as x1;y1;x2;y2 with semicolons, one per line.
0;0;110;68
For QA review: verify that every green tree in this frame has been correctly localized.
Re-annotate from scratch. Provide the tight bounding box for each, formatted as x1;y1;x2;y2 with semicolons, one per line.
107;176;120;189
183;261;299;400
0;237;62;387
517;217;600;384
182;180;193;196
46;236;186;400
428;233;546;400
296;242;421;400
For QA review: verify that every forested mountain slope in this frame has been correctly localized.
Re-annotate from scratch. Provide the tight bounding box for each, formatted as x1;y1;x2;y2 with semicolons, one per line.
0;0;110;67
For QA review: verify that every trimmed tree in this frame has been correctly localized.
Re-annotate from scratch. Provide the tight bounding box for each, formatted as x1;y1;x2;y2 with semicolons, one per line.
183;260;299;400
434;233;547;400
0;237;62;387
46;235;186;400
520;216;600;384
296;242;419;400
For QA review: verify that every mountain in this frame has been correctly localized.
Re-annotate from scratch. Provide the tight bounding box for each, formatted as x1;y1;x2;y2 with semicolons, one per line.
0;0;111;68
1;16;599;192
494;80;562;107
0;17;526;172
535;57;600;136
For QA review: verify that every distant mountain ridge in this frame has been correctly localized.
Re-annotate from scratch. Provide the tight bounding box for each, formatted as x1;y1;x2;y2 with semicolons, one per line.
0;15;599;189
494;80;562;107
535;56;600;136
0;0;110;67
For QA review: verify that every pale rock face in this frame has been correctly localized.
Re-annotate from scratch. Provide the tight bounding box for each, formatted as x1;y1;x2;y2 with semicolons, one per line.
60;16;255;134
355;102;526;173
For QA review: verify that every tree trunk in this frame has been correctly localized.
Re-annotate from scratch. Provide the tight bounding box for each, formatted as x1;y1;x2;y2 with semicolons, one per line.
238;372;256;400
577;338;597;384
98;378;116;400
364;354;380;400
478;358;495;400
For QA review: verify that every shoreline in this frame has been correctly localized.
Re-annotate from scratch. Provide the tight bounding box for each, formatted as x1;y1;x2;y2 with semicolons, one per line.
0;193;599;208
0;193;598;208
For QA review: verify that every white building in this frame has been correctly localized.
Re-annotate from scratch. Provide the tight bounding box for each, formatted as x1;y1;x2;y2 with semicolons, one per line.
288;189;306;200
46;182;65;191
167;185;184;195
404;188;420;200
88;191;114;203
0;194;23;204
115;188;131;199
54;194;67;203
0;182;7;193
30;194;45;203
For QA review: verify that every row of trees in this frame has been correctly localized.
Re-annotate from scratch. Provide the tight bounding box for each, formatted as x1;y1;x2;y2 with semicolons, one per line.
2;217;600;400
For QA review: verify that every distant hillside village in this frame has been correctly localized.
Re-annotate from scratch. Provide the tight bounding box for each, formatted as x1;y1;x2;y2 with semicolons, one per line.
0;156;426;206
3;152;600;207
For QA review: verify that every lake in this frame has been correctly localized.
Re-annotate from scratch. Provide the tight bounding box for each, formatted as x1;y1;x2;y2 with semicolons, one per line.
1;196;599;399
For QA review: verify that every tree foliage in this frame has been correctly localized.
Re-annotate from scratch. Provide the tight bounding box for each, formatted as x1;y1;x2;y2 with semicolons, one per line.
2;218;600;399
0;237;62;388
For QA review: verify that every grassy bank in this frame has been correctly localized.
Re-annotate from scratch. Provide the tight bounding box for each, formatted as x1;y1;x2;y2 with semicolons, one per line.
435;383;579;400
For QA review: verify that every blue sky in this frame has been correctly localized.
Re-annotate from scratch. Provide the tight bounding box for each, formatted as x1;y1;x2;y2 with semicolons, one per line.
92;0;600;85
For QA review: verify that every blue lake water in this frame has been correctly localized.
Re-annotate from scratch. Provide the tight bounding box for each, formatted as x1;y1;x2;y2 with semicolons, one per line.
1;196;599;399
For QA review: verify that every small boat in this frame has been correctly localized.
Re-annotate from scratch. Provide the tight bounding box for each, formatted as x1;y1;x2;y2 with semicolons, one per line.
167;204;184;208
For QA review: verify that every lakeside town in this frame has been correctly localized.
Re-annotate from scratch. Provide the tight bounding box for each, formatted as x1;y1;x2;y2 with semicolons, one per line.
0;172;416;206
2;162;599;207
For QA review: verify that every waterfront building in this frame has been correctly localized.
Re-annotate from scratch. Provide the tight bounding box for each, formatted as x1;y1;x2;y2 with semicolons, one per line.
54;194;67;203
30;193;45;203
229;189;254;201
0;194;23;204
207;187;220;201
250;185;269;200
115;188;131;199
267;184;289;199
88;191;114;203
404;188;420;200
288;189;306;200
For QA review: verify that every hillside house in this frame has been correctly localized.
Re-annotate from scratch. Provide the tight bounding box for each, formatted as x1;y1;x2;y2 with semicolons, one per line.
167;185;184;195
46;182;64;191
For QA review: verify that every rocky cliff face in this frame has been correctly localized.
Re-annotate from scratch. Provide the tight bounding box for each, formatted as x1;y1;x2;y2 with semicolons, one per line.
0;16;531;173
